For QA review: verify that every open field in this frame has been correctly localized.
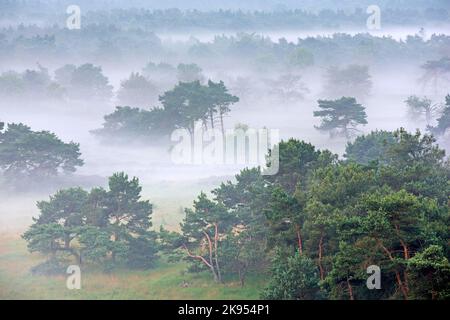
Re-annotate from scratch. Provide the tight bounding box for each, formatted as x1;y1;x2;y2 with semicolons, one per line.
0;233;266;300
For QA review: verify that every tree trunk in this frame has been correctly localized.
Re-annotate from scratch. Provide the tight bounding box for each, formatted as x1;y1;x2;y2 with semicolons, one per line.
395;224;410;294
183;244;218;282
188;126;195;163
213;223;222;283
318;233;324;281
377;239;408;300
295;225;303;255
210;111;215;129
219;112;225;144
203;231;214;270
238;268;246;287
347;278;354;300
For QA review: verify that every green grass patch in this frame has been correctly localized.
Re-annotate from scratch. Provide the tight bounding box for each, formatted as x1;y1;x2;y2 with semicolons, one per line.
0;234;266;300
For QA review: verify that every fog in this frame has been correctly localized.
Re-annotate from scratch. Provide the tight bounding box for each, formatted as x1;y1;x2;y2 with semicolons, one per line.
1;2;449;235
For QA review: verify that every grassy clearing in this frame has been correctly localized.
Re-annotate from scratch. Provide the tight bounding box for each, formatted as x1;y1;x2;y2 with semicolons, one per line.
0;234;266;300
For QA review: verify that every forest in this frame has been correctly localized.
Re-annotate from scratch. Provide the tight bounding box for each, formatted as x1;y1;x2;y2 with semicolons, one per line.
0;0;449;301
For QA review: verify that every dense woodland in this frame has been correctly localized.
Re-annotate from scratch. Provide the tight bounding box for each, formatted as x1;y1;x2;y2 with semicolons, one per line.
14;125;450;299
3;90;449;299
0;1;449;301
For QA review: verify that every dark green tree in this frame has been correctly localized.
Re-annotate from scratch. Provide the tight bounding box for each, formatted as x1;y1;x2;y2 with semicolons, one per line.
262;251;320;300
181;192;234;282
345;130;396;165
0;123;83;180
314;97;368;138
407;245;450;300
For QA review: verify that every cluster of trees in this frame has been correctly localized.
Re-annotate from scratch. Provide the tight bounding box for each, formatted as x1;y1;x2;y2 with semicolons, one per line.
160;127;449;299
2;23;450;74
186;33;450;70
0;63;113;102
93;80;238;143
0;122;83;184
23;172;158;273
0;64;63;100
0;61;208;106
54;63;113;101
21;126;450;298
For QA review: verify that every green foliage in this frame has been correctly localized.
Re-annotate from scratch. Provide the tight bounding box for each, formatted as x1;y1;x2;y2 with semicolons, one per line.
22;172;158;272
288;48;314;68
407;245;450;300
55;63;113;101
345;130;396;164
92;106;172;142
266;138;337;193
95;80;238;143
30;256;67;276
0;123;83;181
314;97;368;138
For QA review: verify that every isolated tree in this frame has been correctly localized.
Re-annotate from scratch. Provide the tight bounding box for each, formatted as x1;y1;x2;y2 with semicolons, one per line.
405;95;441;124
428;94;450;136
314;97;368;138
117;72;158;107
0;123;83;180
